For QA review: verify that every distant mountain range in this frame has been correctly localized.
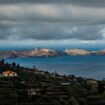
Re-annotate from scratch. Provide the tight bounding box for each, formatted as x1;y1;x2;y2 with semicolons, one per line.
1;48;105;58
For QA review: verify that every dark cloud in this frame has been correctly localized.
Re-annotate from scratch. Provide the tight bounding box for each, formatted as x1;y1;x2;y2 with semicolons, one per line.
0;23;104;41
0;0;105;8
0;0;105;44
0;0;64;4
70;0;105;7
0;4;105;25
0;0;78;4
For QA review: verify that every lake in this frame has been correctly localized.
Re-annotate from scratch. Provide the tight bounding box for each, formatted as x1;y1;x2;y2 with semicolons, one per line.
5;55;105;80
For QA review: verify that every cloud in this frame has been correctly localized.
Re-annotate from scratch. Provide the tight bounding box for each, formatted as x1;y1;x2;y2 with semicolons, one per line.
0;0;105;47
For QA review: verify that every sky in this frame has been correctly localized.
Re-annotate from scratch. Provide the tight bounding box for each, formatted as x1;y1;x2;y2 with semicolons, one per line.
0;0;105;49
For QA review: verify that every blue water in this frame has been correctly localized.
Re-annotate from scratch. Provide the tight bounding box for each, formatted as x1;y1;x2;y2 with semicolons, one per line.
5;55;105;80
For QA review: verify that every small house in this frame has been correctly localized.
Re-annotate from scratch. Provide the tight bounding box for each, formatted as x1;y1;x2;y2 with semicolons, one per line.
2;70;17;77
87;79;98;93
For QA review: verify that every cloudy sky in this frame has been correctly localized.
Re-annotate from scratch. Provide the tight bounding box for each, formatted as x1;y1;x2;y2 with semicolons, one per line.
0;0;105;49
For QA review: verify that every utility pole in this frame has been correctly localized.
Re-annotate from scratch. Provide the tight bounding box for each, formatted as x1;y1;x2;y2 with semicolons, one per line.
54;70;57;78
33;66;36;81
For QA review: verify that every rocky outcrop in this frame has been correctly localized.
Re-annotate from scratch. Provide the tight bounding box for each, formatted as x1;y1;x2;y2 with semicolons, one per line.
29;48;58;57
1;48;105;58
0;48;60;58
64;49;90;55
95;49;105;55
64;48;105;56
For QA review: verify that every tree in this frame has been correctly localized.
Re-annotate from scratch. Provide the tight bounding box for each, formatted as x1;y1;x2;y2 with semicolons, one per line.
78;97;88;105
68;96;80;105
1;59;5;64
12;62;16;68
98;83;105;93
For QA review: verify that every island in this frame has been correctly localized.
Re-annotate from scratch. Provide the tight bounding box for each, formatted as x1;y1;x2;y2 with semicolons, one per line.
64;49;90;55
1;48;105;58
0;48;62;58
